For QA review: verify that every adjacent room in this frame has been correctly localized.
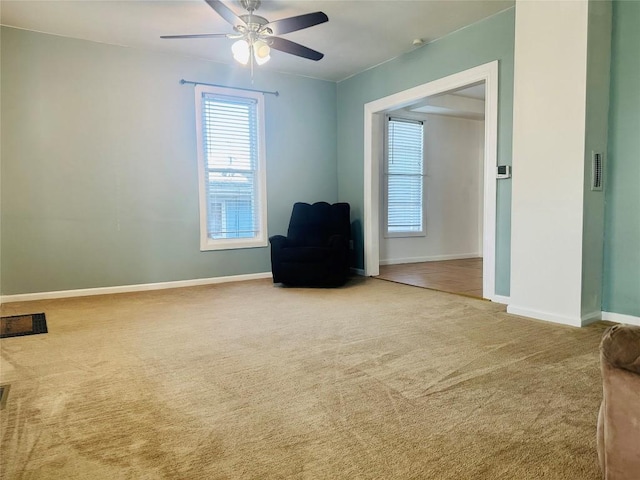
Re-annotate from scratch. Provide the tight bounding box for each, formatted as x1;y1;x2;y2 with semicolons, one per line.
1;0;639;478
377;83;487;298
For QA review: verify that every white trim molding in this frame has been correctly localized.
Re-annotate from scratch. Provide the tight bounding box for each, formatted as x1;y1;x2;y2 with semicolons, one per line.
364;61;499;301
581;310;602;327
491;294;511;305
506;307;640;328
602;311;640;326
379;253;481;266
506;305;584;328
0;272;273;303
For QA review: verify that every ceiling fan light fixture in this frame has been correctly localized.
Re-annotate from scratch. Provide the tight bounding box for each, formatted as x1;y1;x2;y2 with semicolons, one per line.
253;40;271;65
232;39;250;64
162;1;328;65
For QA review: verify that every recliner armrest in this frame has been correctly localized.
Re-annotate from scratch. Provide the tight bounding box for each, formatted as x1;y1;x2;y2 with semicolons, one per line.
601;324;640;374
269;235;290;250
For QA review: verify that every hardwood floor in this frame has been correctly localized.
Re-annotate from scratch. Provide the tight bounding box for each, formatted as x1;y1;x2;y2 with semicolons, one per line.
377;257;484;299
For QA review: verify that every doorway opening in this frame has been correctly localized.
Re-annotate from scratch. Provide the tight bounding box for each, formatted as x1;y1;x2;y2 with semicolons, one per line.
363;61;499;300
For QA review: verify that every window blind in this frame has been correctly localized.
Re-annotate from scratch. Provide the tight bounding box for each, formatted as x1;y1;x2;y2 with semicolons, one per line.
386;117;424;233
201;93;260;239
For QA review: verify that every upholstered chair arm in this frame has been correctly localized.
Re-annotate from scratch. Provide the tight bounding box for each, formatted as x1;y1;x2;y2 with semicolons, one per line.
600;324;640;374
597;324;640;480
269;235;290;250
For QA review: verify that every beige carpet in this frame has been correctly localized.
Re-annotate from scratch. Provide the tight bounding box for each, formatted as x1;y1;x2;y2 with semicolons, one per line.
0;278;609;479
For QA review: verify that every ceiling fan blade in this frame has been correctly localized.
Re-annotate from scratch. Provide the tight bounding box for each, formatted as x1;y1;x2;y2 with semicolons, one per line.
263;11;328;35
269;37;324;61
204;0;245;27
161;33;230;39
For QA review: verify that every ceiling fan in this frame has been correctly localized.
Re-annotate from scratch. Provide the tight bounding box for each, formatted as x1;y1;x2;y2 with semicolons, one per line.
161;0;328;66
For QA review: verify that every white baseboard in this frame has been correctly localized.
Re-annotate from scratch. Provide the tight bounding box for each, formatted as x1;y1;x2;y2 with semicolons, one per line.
0;272;273;303
379;253;481;266
506;304;583;327
602;311;640;326
581;310;602;327
505;305;640;328
491;294;511;305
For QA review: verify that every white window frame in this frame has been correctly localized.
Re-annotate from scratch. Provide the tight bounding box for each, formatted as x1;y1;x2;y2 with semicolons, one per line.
383;115;426;238
194;85;268;251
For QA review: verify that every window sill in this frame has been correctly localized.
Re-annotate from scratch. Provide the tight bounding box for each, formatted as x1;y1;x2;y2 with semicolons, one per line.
200;237;268;251
384;231;426;239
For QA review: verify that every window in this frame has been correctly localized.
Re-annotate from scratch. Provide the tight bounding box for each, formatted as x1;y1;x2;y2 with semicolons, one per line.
384;117;425;236
195;85;267;250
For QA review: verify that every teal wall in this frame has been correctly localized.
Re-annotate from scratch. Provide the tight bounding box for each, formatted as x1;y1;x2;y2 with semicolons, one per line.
0;27;337;295
335;8;515;296
603;0;640;317
581;0;612;317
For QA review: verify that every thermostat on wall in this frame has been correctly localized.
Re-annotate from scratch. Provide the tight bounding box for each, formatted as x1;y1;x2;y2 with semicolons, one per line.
496;165;511;179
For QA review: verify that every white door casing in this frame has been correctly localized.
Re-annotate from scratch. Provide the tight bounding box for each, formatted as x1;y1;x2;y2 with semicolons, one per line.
363;61;499;300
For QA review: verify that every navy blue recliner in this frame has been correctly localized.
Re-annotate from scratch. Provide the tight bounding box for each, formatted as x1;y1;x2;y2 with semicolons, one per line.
269;202;351;287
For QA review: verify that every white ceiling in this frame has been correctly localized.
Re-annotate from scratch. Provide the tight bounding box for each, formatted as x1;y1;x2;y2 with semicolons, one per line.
450;83;486;100
404;83;486;119
0;0;513;82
